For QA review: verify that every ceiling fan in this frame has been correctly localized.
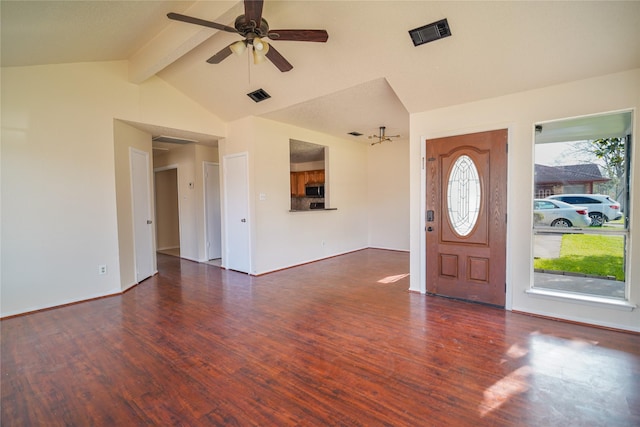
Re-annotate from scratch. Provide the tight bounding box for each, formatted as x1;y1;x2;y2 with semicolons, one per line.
167;0;328;72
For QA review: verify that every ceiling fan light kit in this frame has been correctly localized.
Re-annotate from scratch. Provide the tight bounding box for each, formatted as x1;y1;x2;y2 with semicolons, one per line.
230;40;247;55
167;0;329;72
253;45;269;64
253;36;266;52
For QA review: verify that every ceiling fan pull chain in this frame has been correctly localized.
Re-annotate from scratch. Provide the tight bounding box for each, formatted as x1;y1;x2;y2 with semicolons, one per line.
247;49;251;85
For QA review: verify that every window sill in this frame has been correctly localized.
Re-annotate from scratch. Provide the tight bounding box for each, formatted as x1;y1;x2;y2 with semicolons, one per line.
525;288;636;311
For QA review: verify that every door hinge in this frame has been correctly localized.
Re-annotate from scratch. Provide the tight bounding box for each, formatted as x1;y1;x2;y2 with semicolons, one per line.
505;213;508;223
506;143;509;153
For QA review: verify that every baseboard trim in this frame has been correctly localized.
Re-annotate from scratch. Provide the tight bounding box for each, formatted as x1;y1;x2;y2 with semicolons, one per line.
0;273;161;320
511;309;640;335
5;249;410;318
252;247;369;276
2;291;123;320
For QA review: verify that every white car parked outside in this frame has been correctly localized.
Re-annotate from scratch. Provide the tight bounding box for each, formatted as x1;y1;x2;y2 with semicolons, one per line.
545;194;622;226
534;199;592;228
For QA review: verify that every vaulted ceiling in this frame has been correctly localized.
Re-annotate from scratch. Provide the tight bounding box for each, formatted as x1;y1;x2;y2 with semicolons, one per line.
2;1;640;145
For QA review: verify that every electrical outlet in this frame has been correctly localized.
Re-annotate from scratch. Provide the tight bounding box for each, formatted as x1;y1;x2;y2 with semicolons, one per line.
98;265;107;275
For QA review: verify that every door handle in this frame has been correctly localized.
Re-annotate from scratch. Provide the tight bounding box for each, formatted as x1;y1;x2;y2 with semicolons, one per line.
147;220;153;224
240;218;247;223
427;226;433;232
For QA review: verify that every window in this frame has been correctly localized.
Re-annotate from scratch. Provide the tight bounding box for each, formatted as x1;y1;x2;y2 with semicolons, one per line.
289;139;328;211
447;154;481;236
532;111;632;300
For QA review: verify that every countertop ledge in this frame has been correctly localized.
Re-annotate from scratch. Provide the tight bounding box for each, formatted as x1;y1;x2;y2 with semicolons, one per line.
289;208;338;212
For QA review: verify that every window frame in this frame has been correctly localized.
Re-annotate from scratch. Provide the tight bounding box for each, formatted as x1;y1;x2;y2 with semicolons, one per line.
531;110;632;302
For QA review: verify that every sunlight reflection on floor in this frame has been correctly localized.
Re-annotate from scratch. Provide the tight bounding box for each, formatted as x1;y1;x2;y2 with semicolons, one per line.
377;273;410;284
479;366;532;417
480;330;613;418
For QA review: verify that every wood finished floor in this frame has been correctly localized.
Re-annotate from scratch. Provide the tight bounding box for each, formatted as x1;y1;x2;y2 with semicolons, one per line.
2;249;639;426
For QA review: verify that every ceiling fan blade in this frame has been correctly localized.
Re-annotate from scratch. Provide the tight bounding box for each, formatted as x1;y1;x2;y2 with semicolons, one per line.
267;29;329;42
244;0;264;27
206;44;234;64
265;45;293;72
167;12;238;34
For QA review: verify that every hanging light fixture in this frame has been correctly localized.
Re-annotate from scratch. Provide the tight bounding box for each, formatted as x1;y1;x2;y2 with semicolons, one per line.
369;126;400;145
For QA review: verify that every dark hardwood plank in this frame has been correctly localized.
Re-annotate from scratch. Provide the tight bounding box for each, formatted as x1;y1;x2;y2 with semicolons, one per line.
2;249;639;426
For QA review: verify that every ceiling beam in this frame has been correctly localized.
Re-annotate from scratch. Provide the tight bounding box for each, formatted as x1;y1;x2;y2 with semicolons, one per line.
128;1;240;84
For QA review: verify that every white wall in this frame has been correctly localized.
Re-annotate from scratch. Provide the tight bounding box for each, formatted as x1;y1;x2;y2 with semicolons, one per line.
1;61;225;316
410;69;640;332
367;140;410;251
221;117;370;275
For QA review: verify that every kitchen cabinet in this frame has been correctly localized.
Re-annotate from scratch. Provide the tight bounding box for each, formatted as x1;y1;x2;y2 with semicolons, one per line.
290;172;308;197
290;172;297;196
290;169;325;197
306;170;325;184
290;172;306;197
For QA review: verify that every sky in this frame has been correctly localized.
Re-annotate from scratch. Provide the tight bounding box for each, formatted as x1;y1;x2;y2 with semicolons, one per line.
535;141;599;167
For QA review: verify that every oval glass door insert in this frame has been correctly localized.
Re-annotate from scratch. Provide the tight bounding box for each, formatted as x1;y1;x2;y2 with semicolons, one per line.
447;154;481;236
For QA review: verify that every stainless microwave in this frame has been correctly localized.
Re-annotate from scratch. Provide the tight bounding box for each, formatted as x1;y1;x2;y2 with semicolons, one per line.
305;185;324;198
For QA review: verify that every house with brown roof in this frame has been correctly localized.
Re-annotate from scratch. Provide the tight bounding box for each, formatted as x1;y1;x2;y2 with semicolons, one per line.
534;163;610;198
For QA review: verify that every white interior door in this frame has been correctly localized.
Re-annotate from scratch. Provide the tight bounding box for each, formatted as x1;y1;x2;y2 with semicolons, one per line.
204;162;222;260
130;148;155;282
223;153;251;273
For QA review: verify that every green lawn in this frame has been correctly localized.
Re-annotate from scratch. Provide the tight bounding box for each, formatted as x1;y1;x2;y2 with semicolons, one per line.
534;234;625;281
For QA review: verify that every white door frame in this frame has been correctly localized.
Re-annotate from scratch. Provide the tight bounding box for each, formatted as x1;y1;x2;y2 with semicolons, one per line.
204;161;222;260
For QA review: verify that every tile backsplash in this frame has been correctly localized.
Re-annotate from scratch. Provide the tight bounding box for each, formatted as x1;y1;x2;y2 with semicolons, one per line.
291;197;325;211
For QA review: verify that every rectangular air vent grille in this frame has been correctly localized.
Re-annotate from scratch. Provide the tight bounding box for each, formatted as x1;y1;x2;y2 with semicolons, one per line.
409;18;451;47
152;135;197;144
247;88;271;103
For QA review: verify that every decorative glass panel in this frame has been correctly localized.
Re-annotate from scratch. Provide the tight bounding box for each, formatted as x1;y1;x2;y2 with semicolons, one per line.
447;155;481;236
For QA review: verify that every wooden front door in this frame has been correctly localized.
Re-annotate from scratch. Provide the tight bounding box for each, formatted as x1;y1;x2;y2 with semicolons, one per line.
425;129;507;307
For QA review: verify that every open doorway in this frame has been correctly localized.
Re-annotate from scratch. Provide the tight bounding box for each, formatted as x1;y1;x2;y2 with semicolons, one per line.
154;167;180;257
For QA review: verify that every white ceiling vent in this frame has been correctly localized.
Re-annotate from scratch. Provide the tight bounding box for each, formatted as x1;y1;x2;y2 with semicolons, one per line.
409;18;451;47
